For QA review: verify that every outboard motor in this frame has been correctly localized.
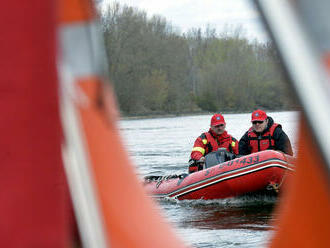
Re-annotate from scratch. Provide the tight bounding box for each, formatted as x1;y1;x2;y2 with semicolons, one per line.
188;148;236;173
204;148;236;169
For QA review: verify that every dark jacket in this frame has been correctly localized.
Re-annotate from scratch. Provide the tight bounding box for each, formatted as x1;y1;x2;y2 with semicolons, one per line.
239;116;293;156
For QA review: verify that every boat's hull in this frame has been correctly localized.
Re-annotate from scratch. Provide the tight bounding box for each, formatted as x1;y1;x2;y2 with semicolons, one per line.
144;150;295;200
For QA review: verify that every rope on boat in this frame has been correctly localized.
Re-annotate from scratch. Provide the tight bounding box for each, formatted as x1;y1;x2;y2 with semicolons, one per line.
144;174;188;188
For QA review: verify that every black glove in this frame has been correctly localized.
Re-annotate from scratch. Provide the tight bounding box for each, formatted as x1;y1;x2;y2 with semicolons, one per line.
188;158;204;173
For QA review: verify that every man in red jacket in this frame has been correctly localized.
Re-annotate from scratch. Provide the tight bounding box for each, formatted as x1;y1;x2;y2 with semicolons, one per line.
189;113;238;173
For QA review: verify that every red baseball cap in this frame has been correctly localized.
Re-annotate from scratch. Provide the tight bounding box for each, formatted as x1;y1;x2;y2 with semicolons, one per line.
211;114;226;126
251;109;267;121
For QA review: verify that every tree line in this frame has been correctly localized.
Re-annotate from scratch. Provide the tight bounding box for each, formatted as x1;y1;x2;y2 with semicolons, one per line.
101;2;296;116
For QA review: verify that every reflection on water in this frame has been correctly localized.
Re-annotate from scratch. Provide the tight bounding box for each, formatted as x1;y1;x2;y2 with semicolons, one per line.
164;196;276;231
160;196;277;247
120;112;298;248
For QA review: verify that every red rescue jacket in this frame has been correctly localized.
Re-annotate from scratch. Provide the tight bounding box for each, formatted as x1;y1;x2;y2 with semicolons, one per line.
191;129;238;161
247;123;279;153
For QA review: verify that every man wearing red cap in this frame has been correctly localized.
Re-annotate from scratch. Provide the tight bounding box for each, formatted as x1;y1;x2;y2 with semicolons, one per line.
189;113;238;173
239;109;293;155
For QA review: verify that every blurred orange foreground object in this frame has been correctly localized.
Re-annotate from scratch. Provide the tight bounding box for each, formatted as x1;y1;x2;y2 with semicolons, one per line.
270;118;330;248
59;0;96;23
323;54;330;75
58;0;188;245
76;80;188;247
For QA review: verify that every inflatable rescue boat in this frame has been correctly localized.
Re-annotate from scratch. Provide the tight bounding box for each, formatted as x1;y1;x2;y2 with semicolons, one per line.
144;150;295;200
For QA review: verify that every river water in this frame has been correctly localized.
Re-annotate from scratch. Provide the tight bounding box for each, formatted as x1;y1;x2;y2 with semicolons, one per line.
119;111;299;248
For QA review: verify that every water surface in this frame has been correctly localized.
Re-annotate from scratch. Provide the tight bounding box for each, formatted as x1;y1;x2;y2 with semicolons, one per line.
119;111;299;247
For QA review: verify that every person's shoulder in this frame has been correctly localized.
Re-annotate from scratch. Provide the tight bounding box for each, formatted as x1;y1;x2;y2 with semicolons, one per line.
247;126;254;133
226;132;236;139
273;124;289;139
239;131;249;141
273;123;283;132
199;132;208;139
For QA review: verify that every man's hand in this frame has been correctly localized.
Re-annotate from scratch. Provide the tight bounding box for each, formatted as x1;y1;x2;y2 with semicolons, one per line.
196;157;205;170
197;157;205;163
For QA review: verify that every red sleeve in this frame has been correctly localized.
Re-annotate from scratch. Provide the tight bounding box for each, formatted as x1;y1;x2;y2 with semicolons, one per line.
190;137;206;161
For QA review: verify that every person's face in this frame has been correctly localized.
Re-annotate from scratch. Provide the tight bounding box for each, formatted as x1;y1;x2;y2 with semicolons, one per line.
252;119;268;133
211;123;226;135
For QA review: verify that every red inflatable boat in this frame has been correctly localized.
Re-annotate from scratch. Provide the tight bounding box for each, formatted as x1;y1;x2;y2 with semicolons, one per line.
144;150;295;200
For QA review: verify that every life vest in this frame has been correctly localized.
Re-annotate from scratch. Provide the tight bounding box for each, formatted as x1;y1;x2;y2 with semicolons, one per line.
189;131;237;173
247;123;279;153
202;131;236;154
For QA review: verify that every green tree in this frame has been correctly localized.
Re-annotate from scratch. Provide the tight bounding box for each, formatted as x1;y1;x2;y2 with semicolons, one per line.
101;2;295;116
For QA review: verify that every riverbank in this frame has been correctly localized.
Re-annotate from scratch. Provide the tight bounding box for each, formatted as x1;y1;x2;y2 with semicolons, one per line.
119;108;299;120
120;111;210;120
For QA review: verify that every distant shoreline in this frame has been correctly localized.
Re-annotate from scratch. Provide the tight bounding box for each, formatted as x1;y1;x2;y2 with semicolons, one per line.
119;109;299;120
